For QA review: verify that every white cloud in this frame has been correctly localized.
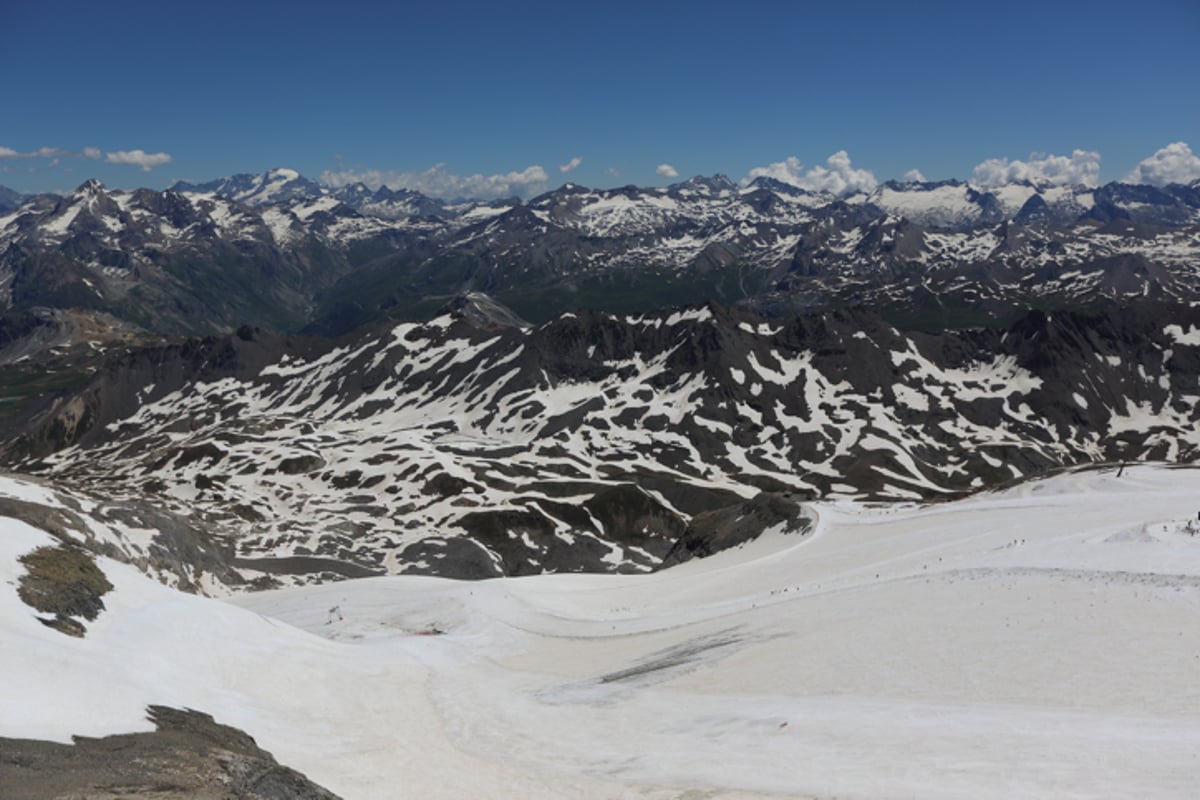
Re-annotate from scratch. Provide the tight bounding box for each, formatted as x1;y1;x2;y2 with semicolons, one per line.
1123;141;1200;187
972;149;1100;188
605;167;621;178
105;149;173;171
742;151;877;196
656;163;679;179
559;156;583;174
0;145;67;159
1;145;174;173
320;163;550;200
903;168;926;182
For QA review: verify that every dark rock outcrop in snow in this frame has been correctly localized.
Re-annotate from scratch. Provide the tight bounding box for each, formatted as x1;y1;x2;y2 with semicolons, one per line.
0;706;342;800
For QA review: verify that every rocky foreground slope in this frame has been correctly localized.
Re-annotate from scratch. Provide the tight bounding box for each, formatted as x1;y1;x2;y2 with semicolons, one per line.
4;297;1198;590
0;706;341;800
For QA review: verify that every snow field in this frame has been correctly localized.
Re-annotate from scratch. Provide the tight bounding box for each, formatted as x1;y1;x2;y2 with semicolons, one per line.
2;464;1199;798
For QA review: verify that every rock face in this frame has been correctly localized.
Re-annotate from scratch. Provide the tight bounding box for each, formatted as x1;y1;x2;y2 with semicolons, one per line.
661;493;812;566
0;706;342;800
5;299;1199;588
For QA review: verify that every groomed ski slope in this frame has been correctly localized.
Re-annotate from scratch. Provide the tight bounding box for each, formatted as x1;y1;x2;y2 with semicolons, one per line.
3;465;1200;798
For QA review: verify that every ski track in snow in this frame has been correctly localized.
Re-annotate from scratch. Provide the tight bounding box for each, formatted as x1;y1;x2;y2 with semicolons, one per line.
3;465;1200;799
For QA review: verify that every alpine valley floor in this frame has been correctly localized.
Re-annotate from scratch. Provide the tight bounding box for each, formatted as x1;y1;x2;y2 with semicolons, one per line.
3;464;1200;799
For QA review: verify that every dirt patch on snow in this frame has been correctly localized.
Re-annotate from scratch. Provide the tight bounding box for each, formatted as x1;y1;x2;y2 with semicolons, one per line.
17;544;112;637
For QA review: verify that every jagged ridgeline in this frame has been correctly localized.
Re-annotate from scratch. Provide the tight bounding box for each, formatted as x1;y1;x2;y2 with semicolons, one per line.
5;298;1199;590
2;172;1199;346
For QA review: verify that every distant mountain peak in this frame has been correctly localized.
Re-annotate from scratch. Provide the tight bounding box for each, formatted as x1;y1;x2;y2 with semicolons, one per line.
441;291;530;330
169;168;326;207
744;175;824;197
0;184;22;212
676;174;738;193
74;178;106;194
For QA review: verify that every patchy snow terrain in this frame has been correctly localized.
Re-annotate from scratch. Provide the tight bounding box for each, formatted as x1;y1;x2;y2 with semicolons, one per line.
14;300;1200;587
3;464;1198;798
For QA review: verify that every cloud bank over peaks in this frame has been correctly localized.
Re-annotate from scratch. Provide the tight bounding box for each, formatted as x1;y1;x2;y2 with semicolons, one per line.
1124;142;1200;187
321;163;550;201
903;169;926;182
972;149;1101;188
742;151;877;196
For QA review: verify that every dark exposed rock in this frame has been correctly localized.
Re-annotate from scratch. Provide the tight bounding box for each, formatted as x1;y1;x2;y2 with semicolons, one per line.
442;291;530;330
397;536;506;580
662;493;811;566
583;484;686;552
423;472;478;498
0;705;342;799
278;454;326;475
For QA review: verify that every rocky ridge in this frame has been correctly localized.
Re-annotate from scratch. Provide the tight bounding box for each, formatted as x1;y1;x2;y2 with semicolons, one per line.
0;706;342;800
5;298;1198;588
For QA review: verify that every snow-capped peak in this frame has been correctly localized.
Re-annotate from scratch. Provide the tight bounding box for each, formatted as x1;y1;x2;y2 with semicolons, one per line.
73;178;107;196
170;169;327;207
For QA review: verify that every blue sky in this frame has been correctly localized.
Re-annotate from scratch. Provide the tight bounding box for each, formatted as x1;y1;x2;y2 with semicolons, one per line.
3;0;1199;198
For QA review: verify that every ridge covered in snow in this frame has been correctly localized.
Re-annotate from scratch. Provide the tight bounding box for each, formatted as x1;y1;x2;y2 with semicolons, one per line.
9;300;1200;588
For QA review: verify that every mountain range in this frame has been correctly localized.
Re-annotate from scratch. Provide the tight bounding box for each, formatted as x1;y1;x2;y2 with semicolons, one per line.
3;166;1200;797
0;166;1196;428
1;166;1199;586
2;295;1196;589
2;168;1199;343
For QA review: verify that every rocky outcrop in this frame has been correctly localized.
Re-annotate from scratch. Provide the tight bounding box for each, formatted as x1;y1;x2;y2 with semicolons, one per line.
661;493;811;566
0;706;341;799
